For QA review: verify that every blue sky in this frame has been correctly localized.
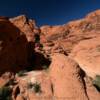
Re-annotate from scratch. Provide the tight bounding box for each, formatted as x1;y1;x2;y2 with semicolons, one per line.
0;0;100;26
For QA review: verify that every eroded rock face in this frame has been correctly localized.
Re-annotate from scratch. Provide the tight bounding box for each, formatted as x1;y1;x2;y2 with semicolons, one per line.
9;15;40;42
70;37;100;78
40;10;100;56
49;53;88;100
0;10;100;100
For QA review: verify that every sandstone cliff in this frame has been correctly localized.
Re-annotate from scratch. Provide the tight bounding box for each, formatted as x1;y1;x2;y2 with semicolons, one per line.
0;10;100;100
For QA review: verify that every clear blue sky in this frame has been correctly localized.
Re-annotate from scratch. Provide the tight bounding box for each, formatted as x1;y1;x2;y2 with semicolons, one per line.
0;0;100;26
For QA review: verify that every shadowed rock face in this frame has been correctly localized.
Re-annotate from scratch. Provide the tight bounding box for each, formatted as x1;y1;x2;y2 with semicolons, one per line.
0;18;29;73
0;10;100;100
0;15;49;74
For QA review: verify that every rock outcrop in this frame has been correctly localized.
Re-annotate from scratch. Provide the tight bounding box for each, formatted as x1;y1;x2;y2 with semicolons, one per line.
0;17;28;73
70;37;100;78
9;15;40;42
49;54;88;100
0;10;100;100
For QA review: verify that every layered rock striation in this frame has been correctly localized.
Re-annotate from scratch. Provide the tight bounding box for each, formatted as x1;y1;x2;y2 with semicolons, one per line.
0;10;100;100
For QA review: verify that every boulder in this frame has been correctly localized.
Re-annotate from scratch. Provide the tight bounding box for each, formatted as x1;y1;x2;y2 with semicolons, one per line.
49;53;88;100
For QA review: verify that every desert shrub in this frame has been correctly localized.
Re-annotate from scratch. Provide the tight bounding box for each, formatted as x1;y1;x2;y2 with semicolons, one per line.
27;82;34;89
0;86;12;100
93;75;100;91
42;65;49;70
27;82;41;93
79;20;95;32
35;34;40;43
33;82;41;93
16;70;27;77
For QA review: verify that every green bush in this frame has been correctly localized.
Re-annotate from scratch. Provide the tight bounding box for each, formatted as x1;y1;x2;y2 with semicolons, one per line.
27;82;41;93
33;82;41;93
0;86;12;100
93;75;100;91
16;70;27;77
42;65;49;70
27;82;34;89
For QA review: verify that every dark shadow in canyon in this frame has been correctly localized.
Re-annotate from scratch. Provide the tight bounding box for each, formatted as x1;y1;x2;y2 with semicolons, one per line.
0;19;28;74
27;42;51;71
0;19;51;75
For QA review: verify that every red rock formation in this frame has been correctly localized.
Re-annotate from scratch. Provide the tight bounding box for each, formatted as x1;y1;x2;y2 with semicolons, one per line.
0;17;29;73
40;10;100;56
9;15;40;42
0;10;100;100
49;54;89;100
70;37;100;78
